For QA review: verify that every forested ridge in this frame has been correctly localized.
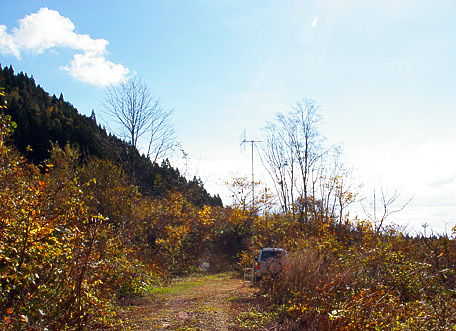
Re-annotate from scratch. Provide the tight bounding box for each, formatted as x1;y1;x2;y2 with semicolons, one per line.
1;65;456;330
0;64;222;207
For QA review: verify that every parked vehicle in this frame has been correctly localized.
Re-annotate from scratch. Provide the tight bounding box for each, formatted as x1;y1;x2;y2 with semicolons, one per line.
256;247;288;281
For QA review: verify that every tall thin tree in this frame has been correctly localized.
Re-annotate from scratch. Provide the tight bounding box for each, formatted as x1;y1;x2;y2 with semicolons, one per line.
103;76;176;179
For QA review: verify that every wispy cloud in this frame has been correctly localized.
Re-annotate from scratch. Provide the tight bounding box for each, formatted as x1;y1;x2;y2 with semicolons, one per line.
429;175;456;188
0;7;129;87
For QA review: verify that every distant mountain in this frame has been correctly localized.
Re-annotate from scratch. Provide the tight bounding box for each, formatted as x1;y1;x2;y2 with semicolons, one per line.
0;64;222;207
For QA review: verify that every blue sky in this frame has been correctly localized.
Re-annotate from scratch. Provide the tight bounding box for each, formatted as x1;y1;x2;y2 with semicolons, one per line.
1;1;456;234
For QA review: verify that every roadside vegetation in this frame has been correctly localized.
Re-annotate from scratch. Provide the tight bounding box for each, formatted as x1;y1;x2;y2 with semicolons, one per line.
1;66;455;330
256;222;456;330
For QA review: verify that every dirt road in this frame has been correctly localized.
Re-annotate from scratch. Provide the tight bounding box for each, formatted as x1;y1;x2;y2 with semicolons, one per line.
115;273;266;330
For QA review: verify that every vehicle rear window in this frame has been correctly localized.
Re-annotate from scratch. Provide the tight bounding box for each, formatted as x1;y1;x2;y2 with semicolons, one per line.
261;250;284;260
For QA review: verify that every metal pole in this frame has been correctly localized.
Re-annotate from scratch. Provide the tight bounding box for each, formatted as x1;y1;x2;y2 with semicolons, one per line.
239;133;260;285
251;141;255;285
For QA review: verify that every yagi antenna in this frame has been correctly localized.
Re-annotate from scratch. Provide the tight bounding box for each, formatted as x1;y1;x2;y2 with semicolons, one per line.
239;129;246;153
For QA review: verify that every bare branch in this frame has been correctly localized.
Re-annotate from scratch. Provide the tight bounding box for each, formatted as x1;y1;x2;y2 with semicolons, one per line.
103;76;176;163
361;179;414;233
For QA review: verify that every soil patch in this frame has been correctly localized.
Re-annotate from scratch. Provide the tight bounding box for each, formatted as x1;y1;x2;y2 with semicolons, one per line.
114;272;267;330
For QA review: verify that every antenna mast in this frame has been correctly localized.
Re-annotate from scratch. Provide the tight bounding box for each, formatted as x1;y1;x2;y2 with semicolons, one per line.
240;130;261;285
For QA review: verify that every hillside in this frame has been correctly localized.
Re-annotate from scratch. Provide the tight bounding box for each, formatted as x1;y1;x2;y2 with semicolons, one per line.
0;64;222;207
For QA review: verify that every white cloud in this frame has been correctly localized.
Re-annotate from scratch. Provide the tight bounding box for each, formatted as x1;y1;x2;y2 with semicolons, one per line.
0;25;20;57
0;7;128;86
62;53;130;88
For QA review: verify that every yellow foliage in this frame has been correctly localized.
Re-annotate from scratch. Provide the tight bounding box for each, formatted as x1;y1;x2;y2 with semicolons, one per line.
0;127;143;329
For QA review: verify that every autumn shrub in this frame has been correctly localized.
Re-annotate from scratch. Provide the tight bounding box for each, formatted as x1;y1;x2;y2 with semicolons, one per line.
255;212;300;250
200;207;245;273
259;218;456;330
330;234;456;330
261;246;354;330
330;241;423;329
132;192;235;278
0;117;144;329
417;234;456;290
148;193;203;276
78;156;139;232
236;212;303;279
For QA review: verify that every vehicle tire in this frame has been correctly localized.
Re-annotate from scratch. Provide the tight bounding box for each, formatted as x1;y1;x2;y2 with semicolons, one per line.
267;261;282;275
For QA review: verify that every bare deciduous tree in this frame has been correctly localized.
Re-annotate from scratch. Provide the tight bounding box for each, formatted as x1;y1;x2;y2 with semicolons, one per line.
103;76;176;165
146;105;176;163
361;180;414;233
260;98;360;229
260;122;292;214
292;99;324;224
317;148;358;226
261;99;325;224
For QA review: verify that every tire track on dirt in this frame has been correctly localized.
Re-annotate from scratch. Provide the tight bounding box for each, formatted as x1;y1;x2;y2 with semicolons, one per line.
115;273;259;330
